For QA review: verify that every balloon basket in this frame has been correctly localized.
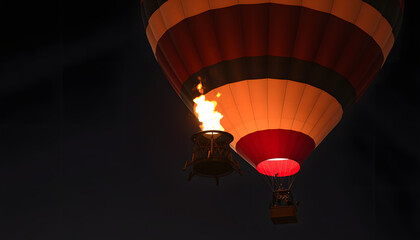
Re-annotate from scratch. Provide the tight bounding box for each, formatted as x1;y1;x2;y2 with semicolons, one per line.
183;130;242;185
270;189;298;224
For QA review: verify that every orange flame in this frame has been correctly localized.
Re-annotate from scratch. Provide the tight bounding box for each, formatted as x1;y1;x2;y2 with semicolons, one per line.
193;86;224;131
197;82;204;95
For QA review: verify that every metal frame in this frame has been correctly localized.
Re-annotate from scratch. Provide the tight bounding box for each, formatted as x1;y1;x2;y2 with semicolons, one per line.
183;130;242;185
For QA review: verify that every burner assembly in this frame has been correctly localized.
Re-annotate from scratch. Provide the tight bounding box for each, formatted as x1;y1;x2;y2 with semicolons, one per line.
183;130;242;185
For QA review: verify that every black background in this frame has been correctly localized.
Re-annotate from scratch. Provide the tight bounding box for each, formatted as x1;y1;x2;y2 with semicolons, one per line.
1;1;419;239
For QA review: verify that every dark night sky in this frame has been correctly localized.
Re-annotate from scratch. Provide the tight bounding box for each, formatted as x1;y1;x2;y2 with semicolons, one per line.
1;1;419;239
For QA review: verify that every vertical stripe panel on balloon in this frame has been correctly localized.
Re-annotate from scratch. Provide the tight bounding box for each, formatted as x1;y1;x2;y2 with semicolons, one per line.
248;79;269;130
267;79;287;130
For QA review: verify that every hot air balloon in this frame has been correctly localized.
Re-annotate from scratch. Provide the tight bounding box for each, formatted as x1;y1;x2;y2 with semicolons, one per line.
140;0;403;223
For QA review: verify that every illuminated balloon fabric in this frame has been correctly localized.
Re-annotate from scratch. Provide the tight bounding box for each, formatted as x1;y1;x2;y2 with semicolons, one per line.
141;0;403;177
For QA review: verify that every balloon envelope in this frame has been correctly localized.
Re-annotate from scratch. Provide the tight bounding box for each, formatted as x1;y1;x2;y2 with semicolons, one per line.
141;0;403;177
